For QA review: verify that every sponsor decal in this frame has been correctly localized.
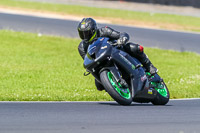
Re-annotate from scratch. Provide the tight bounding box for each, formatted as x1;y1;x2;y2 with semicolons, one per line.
148;89;153;95
101;46;107;49
119;52;135;70
141;75;147;82
81;24;86;28
132;65;135;70
100;38;104;41
81;18;86;24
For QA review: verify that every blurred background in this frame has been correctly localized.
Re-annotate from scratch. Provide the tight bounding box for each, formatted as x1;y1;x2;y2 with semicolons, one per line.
23;0;200;17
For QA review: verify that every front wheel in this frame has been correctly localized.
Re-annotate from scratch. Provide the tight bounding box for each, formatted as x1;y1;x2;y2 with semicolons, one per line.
151;81;170;105
100;70;132;105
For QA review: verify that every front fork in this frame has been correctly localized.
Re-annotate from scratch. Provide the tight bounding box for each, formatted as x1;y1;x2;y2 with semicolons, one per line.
100;64;125;85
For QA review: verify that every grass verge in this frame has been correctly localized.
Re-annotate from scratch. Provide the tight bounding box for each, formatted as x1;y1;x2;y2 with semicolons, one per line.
0;30;200;101
0;30;111;101
0;0;200;32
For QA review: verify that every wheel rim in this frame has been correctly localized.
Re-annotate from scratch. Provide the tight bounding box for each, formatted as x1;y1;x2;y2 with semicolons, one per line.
107;72;131;99
151;82;168;98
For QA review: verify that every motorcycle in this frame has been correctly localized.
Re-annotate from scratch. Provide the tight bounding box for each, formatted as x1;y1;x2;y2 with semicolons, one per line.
83;37;170;105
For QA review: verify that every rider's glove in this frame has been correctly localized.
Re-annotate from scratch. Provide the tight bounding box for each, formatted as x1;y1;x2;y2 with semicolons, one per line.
117;32;129;45
117;36;128;45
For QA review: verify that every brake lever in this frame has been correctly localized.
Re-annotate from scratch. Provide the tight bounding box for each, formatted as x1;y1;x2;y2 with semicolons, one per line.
112;42;122;48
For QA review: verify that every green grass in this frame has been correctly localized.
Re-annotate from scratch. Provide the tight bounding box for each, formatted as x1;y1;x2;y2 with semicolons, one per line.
0;0;200;32
0;30;200;101
0;30;112;101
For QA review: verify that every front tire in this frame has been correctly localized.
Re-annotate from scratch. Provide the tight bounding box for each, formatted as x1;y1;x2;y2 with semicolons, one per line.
100;70;132;105
151;82;170;105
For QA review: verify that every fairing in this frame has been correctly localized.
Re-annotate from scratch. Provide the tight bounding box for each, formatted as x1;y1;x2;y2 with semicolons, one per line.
83;37;157;100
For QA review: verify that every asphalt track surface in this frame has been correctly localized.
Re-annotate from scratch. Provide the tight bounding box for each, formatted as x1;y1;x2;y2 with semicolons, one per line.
0;13;200;53
0;99;200;133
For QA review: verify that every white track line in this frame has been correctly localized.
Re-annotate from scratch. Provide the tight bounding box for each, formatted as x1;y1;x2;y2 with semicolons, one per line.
170;98;200;101
0;98;199;103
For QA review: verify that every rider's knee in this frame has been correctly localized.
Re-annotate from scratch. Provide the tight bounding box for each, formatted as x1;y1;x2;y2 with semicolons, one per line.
124;42;144;56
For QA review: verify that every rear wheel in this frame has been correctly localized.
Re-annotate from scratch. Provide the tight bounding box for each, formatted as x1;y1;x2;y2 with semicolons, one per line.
151;81;170;105
100;70;132;105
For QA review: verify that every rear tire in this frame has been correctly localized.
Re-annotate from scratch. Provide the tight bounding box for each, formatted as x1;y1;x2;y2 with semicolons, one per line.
100;70;132;105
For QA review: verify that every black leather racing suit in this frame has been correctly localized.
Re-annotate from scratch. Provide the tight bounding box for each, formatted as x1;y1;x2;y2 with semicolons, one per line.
78;26;150;66
78;26;153;91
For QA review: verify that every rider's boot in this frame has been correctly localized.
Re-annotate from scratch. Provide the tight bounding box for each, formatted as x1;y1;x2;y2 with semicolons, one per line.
123;43;158;75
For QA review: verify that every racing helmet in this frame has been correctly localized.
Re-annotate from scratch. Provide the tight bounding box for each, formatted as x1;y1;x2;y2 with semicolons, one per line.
77;18;97;42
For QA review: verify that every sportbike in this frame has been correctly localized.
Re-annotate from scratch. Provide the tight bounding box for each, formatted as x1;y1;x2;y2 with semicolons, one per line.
83;37;169;105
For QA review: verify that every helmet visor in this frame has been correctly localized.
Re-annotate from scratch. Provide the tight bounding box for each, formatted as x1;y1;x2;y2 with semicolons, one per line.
78;30;93;41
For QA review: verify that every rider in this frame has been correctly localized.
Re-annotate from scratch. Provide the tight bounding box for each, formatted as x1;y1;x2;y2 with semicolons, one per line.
77;18;158;90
